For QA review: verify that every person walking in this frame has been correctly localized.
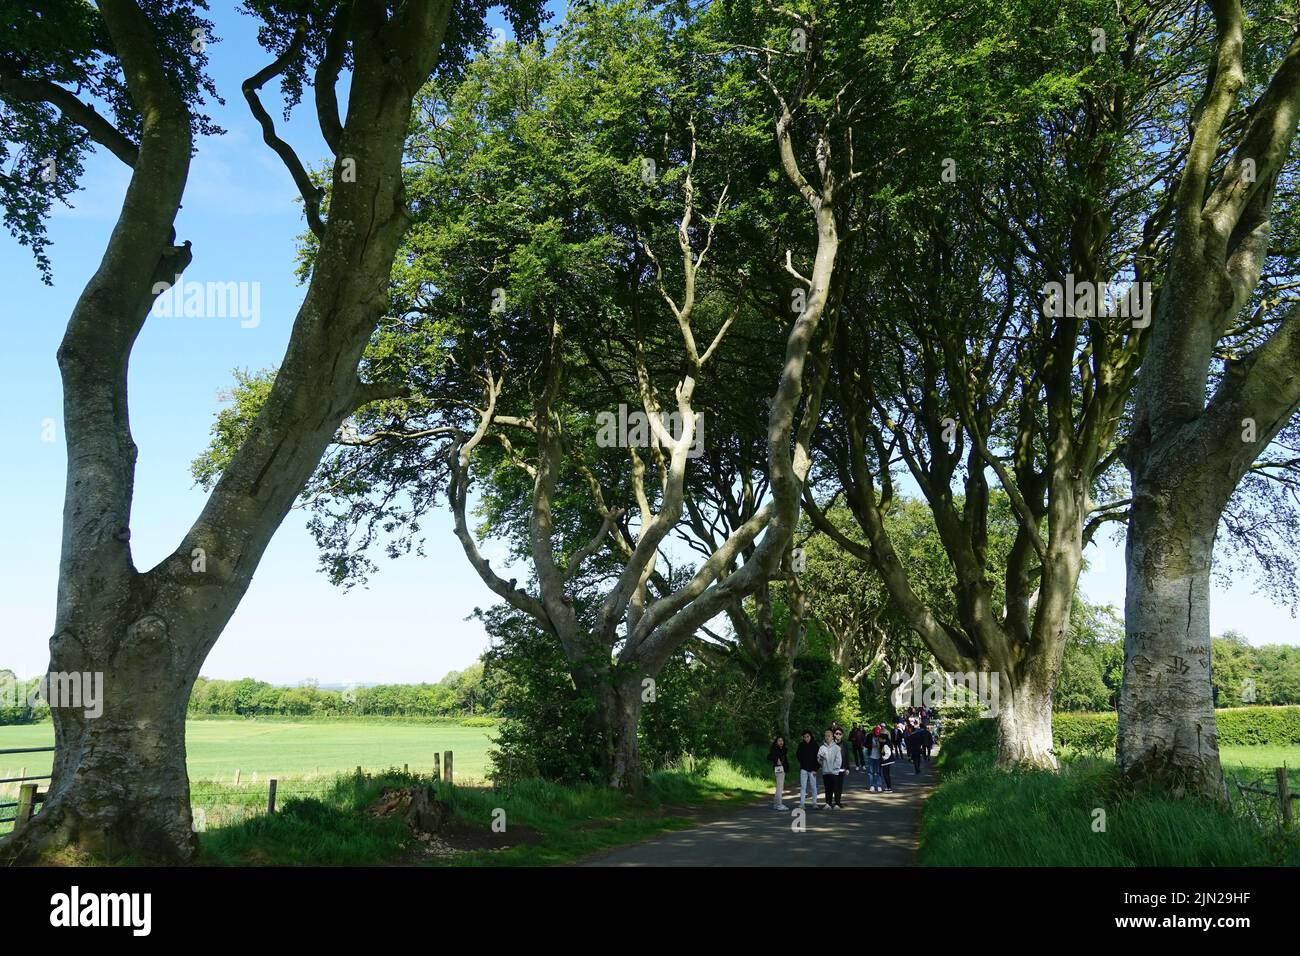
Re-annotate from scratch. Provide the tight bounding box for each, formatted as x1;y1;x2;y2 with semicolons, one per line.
850;724;866;770
835;728;852;797
796;730;821;810
905;724;926;773
817;729;844;809
866;724;884;791
877;726;895;793
768;735;791;810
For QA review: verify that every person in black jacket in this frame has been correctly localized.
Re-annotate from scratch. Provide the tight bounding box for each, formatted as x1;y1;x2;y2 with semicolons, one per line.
906;725;932;773
795;730;821;809
767;735;791;810
834;728;852;804
876;726;896;793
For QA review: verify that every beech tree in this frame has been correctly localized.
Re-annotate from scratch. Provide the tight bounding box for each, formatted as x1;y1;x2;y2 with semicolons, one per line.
270;0;855;785
1117;0;1300;797
795;0;1172;767
0;0;538;863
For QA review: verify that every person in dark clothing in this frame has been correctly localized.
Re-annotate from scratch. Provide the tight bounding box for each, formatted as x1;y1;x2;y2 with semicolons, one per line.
833;728;851;806
767;735;791;810
905;726;926;773
795;730;821;809
850;724;867;770
877;727;896;792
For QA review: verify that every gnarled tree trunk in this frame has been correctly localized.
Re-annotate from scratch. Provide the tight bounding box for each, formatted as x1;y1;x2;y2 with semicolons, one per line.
994;658;1058;770
607;674;646;790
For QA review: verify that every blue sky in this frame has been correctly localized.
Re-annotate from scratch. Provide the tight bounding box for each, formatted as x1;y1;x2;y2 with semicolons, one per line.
0;1;1293;686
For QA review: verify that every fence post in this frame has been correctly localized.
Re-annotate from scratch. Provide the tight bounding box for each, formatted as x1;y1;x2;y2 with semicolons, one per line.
434;752;441;781
1277;768;1292;826
444;750;453;785
234;768;241;785
267;778;278;815
15;783;37;832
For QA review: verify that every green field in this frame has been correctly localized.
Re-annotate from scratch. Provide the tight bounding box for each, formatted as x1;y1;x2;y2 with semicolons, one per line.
0;718;496;786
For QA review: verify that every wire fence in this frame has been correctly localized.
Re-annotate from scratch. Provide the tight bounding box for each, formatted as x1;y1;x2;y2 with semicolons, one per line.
0;747;54;834
190;777;341;830
1225;765;1295;833
0;747;481;837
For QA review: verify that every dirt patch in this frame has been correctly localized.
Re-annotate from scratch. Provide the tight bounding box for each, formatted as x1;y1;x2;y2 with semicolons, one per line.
442;820;543;851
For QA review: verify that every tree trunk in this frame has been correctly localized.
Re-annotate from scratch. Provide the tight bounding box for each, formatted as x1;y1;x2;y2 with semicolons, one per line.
2;620;202;863
994;661;1058;770
1117;490;1222;798
778;658;795;742
0;3;454;866
607;676;645;791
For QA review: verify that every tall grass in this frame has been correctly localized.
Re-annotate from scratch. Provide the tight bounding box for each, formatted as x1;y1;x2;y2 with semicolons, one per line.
199;771;416;866
921;719;1299;867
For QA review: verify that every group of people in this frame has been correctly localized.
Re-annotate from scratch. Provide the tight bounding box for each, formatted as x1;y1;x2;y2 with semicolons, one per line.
764;706;939;811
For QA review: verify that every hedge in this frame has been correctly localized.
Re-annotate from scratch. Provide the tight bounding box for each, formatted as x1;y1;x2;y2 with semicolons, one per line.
1052;706;1300;754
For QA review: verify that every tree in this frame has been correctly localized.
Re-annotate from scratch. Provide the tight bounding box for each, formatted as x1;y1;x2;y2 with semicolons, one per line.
802;0;1205;768
800;501;950;693
295;0;845;787
1117;0;1300;798
1056;599;1124;712
0;0;539;863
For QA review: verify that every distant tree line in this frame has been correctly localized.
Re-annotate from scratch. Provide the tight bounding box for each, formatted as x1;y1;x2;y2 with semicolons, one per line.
1210;632;1300;708
0;666;496;724
1054;622;1300;712
186;667;496;719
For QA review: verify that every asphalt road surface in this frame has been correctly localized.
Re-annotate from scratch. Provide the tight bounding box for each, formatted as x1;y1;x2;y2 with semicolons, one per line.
582;751;937;867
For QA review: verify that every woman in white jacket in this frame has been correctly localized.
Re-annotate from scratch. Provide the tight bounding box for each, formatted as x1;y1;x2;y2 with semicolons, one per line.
817;729;844;809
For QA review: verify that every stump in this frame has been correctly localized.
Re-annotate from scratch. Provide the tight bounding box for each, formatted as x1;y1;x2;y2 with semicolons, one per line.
369;784;450;834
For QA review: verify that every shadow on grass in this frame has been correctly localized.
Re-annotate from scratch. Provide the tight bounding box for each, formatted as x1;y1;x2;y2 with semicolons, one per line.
199;757;770;867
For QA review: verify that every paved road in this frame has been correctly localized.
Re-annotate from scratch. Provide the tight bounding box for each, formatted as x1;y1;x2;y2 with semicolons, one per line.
582;752;937;867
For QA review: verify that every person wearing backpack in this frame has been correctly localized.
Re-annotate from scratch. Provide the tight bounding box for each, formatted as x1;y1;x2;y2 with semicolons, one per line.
767;735;791;810
795;729;821;810
876;726;896;793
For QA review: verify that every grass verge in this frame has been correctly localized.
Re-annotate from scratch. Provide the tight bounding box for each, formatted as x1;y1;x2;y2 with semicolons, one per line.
919;720;1299;866
199;756;769;866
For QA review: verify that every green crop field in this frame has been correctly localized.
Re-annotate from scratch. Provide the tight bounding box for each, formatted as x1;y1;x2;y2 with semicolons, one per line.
0;718;497;787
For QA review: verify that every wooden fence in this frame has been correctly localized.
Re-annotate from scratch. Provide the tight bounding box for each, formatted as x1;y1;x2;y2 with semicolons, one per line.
0;746;54;831
1;746;457;831
1227;767;1295;828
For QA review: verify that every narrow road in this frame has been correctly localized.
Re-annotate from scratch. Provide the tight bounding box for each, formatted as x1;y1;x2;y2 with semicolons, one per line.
582;752;937;867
